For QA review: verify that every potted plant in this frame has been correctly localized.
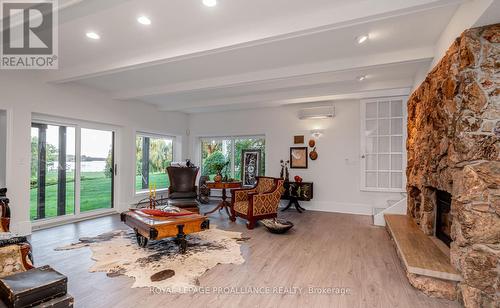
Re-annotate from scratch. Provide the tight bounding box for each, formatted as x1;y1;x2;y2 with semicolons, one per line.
203;152;229;182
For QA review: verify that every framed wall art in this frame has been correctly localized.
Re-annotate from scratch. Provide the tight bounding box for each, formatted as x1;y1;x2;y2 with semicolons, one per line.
290;147;308;169
294;135;304;144
241;149;261;186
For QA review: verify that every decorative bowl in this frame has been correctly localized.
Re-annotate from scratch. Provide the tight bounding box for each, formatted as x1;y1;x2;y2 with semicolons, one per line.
261;219;294;234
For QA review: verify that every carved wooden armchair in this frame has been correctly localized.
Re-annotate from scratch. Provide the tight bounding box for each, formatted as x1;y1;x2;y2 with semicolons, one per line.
0;189;34;278
230;177;284;229
0;188;10;232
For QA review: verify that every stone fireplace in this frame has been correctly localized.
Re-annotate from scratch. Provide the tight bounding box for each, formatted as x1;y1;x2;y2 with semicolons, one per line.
436;190;453;247
406;23;499;307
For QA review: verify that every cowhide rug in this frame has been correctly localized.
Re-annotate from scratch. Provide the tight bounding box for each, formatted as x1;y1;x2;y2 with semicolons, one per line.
55;226;247;290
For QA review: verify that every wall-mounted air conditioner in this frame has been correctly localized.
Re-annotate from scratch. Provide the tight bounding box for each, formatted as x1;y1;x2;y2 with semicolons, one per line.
298;105;335;120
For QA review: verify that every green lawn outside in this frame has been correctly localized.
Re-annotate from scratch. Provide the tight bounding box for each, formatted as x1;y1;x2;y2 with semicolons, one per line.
30;172;169;221
134;173;169;192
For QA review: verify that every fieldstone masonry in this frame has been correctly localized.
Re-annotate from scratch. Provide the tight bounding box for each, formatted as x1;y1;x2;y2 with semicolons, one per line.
406;24;499;307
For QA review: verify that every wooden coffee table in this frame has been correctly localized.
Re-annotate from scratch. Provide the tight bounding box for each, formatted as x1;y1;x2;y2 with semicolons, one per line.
120;209;209;253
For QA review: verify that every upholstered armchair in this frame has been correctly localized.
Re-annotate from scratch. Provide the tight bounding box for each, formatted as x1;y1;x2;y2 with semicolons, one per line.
230;177;285;229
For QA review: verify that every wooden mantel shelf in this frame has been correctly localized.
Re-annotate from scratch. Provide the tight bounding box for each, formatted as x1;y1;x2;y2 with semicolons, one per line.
385;214;462;282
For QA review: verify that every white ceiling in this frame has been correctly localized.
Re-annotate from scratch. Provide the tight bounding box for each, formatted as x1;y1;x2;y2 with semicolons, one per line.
46;0;470;113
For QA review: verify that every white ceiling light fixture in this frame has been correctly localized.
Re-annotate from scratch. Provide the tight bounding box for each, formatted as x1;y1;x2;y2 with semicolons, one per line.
137;16;151;25
86;32;100;40
203;0;217;7
357;75;367;81
356;34;369;44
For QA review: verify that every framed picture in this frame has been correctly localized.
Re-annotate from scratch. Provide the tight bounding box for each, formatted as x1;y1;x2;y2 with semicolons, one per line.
294;135;304;144
290;147;308;169
241;149;261;186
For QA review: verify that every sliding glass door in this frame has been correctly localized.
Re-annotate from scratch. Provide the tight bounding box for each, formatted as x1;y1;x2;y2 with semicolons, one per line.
30;124;76;220
80;128;114;212
30;121;115;221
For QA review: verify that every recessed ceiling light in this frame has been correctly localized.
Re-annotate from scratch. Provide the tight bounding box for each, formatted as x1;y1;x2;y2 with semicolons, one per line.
356;34;369;44
357;75;367;81
203;0;217;7
137;16;151;25
86;32;100;40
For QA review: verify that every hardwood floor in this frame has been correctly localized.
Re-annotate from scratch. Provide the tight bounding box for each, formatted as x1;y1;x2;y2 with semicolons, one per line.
29;207;460;308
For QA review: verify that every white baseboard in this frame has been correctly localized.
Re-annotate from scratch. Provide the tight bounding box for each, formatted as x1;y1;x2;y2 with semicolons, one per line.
281;201;373;216
31;209;118;231
10;220;32;236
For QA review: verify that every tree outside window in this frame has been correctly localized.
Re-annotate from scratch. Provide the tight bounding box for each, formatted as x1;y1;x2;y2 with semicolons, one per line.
201;136;265;180
135;134;174;192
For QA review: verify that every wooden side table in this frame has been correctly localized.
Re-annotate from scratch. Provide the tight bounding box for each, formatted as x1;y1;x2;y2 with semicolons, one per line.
281;181;313;213
204;181;242;217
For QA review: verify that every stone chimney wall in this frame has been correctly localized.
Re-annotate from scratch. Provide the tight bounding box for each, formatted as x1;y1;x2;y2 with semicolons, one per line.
406;24;499;307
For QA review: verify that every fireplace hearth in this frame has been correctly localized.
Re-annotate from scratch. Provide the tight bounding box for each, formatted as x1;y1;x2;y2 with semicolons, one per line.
435;190;452;247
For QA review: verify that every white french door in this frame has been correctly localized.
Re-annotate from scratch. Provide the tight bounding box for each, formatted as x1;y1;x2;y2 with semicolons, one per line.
360;97;407;192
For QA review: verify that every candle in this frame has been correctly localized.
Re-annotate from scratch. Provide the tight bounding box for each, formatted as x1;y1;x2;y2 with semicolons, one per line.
154;183;157;198
149;184;152;198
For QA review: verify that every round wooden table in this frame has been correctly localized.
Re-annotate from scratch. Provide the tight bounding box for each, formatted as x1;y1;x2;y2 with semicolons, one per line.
204;181;242;217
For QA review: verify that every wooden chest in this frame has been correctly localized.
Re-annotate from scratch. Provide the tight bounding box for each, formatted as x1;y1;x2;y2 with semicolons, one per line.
0;266;67;308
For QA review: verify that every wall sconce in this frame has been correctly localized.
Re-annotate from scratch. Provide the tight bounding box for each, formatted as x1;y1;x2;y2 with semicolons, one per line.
311;129;324;139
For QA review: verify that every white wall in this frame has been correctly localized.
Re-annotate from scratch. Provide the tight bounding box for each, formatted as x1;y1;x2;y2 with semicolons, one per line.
430;0;494;68
0;110;6;188
0;71;189;235
189;101;403;215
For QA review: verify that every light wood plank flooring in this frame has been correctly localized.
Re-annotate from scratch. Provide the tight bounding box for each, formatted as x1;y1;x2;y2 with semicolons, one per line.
29;208;460;308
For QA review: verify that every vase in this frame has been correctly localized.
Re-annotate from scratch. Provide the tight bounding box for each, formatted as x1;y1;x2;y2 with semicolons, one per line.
214;173;223;182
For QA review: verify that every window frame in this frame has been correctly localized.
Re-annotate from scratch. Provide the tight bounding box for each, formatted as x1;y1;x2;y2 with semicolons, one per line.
360;96;407;192
134;131;176;195
199;135;266;180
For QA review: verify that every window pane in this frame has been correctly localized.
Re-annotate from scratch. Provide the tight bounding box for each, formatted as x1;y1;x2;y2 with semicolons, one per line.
391;172;403;188
30;124;75;221
201;136;266;181
81;129;113;212
366;102;377;118
234;137;265;181
391;100;403;117
363;98;406;191
378;101;390;117
366;120;377;136
149;137;172;189
378;154;390;170
378;172;390;188
379;119;390;135
366;172;377;187
135;135;173;192
391;154;403;170
391;136;403;152
366;137;377;153
366;154;377;170
378;137;390;153
391;118;403;135
201;139;232;181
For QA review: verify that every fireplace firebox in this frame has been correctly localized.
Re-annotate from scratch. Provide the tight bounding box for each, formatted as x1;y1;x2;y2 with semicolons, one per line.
436;190;452;247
